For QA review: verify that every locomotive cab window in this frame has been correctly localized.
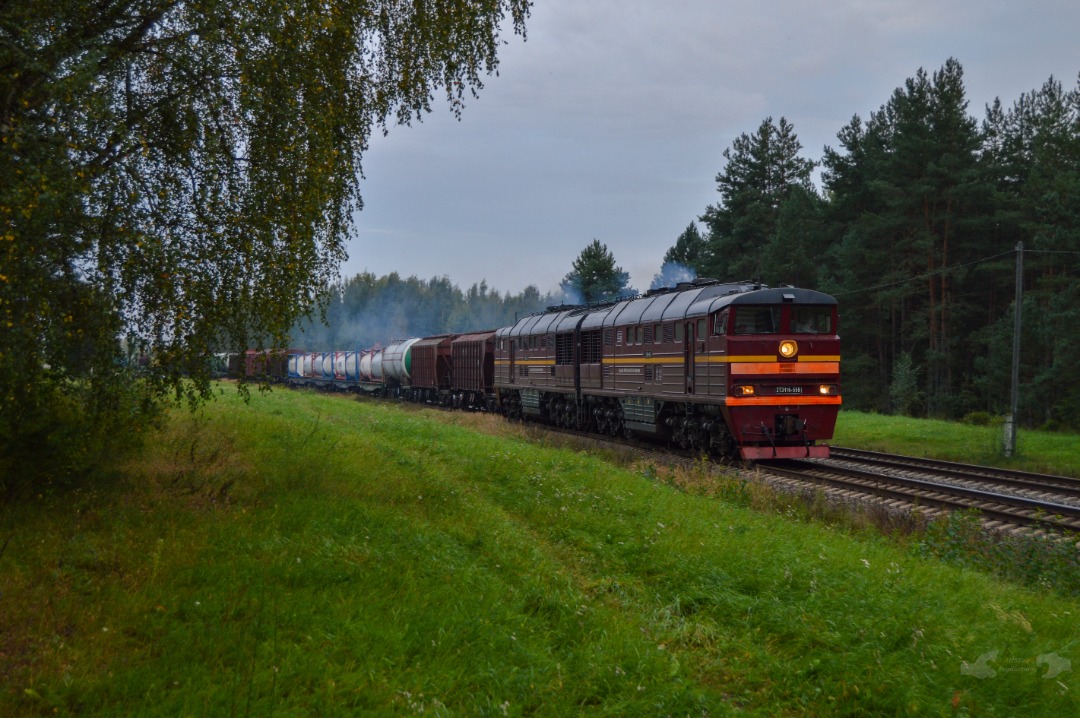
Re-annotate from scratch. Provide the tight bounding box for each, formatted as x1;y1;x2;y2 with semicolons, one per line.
713;311;728;335
792;306;833;334
733;306;780;335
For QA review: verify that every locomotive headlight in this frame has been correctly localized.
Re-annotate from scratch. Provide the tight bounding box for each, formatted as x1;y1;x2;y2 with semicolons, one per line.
818;384;839;396
779;340;798;359
731;384;756;396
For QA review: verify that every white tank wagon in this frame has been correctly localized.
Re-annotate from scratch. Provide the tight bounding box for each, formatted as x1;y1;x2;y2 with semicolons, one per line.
332;351;347;382
344;351;362;382
360;349;375;381
288;353;303;382
302;353;317;379
370;348;385;382
382;338;421;387
318;352;334;381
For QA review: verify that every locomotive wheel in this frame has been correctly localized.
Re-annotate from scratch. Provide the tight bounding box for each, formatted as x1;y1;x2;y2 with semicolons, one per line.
709;424;737;460
608;410;622;437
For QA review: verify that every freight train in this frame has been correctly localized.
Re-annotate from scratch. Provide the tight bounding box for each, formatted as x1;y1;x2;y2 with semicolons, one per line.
236;279;841;460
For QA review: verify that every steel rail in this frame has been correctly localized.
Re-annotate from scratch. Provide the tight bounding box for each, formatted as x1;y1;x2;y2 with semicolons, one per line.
760;460;1080;532
831;447;1080;492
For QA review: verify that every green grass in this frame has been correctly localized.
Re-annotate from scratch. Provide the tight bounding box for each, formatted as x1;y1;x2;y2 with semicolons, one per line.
3;388;1080;715
834;410;1080;477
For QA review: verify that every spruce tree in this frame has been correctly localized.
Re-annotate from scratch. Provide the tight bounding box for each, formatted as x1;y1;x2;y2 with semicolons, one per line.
561;240;631;304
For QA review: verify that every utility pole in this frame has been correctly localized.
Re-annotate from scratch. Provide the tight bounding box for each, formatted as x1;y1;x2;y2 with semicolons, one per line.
1005;241;1023;457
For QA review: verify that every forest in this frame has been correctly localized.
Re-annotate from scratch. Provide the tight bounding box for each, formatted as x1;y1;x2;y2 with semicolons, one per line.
305;60;1079;430
291;273;559;350
688;59;1079;429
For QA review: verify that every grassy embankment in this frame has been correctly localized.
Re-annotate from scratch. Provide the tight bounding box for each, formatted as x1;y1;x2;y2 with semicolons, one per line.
833;410;1080;478
2;388;1079;715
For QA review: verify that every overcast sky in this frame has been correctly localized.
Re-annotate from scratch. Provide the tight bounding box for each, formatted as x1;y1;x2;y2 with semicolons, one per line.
344;0;1080;296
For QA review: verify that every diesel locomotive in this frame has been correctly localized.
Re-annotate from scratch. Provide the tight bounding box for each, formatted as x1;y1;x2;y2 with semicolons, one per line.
242;279;841;460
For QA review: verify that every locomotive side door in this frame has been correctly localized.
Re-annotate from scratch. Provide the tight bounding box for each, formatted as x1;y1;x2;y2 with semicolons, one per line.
684;321;695;394
509;338;516;384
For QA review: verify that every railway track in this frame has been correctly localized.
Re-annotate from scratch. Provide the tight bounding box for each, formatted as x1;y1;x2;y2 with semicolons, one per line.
522;425;1080;534
758;449;1080;534
830;447;1080;500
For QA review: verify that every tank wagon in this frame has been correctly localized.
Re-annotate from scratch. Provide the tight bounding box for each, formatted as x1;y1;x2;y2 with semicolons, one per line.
237;280;840;461
283;339;423;395
493;279;840;459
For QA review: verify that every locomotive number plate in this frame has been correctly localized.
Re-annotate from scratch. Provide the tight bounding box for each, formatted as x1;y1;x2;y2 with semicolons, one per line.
775;386;804;394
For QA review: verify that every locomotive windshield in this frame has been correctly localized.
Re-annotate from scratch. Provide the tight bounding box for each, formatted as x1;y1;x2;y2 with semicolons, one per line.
733;306;780;335
792;306;833;334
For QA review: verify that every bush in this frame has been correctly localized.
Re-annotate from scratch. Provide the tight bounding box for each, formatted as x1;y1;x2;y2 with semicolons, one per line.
962;411;997;427
916;509;1080;595
889;352;924;417
0;371;161;501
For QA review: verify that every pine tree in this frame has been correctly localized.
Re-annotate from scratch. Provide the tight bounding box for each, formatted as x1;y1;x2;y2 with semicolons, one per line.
700;117;815;280
821;59;993;415
977;74;1080;427
662;222;708;270
561;240;631;304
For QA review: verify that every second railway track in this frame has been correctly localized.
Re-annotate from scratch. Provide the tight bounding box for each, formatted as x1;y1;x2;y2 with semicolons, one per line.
829;447;1080;500
758;449;1080;535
